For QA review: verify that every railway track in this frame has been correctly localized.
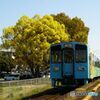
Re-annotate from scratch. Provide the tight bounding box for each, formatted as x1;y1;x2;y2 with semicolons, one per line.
23;79;100;100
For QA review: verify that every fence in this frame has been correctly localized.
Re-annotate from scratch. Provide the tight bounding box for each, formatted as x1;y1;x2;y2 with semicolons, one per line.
0;78;51;100
0;77;51;87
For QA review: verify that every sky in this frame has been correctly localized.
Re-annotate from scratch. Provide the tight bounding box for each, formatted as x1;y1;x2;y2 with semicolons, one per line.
0;0;100;57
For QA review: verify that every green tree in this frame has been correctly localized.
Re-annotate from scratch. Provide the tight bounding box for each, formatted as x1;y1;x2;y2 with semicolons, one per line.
0;52;14;73
1;15;69;75
52;13;89;43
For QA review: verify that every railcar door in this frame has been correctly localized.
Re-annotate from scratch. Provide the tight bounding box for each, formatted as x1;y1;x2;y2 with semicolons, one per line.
63;47;74;77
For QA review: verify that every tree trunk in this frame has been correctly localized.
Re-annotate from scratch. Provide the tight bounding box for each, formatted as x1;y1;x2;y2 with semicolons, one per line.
28;61;35;77
35;66;40;77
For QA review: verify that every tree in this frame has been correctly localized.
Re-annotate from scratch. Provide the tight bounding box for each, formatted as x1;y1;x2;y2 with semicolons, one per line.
52;13;89;43
1;15;69;75
0;51;15;73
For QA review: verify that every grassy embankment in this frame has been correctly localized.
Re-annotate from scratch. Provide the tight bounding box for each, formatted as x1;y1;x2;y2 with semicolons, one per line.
0;84;51;100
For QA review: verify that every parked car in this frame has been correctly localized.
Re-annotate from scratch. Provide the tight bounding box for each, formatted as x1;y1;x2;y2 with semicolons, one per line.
0;71;7;78
4;74;20;81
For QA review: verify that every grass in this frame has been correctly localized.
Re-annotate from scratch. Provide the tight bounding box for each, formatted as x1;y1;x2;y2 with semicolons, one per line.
0;84;51;100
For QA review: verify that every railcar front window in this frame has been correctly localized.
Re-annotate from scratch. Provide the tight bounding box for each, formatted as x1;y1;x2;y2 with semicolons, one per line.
51;50;62;63
51;45;62;63
75;45;87;63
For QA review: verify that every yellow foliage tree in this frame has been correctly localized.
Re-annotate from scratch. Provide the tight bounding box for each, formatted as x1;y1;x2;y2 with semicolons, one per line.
1;15;69;75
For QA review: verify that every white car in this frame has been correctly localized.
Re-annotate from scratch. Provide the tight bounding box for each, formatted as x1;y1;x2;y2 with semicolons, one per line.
4;74;20;81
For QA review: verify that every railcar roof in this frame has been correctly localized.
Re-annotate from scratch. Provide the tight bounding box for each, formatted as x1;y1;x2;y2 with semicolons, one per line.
51;42;87;47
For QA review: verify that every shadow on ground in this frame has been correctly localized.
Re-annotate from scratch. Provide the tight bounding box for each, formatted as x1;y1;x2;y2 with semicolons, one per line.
22;85;78;100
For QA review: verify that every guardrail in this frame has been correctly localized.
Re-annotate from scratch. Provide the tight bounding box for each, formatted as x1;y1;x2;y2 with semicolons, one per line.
0;77;51;87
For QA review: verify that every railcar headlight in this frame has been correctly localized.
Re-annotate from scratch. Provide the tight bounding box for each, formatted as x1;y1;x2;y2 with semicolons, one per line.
53;67;59;72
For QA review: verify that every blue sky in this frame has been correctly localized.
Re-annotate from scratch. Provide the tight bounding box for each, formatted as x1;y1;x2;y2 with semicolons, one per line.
0;0;100;56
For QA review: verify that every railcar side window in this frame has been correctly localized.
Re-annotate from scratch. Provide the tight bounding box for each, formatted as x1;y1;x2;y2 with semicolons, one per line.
75;44;87;63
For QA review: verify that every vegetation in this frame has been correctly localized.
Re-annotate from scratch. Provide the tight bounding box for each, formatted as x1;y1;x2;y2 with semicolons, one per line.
0;84;51;100
52;13;89;43
0;52;15;75
1;13;89;75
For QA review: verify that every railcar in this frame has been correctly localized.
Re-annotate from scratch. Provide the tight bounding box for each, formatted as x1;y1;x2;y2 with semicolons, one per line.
50;42;100;87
